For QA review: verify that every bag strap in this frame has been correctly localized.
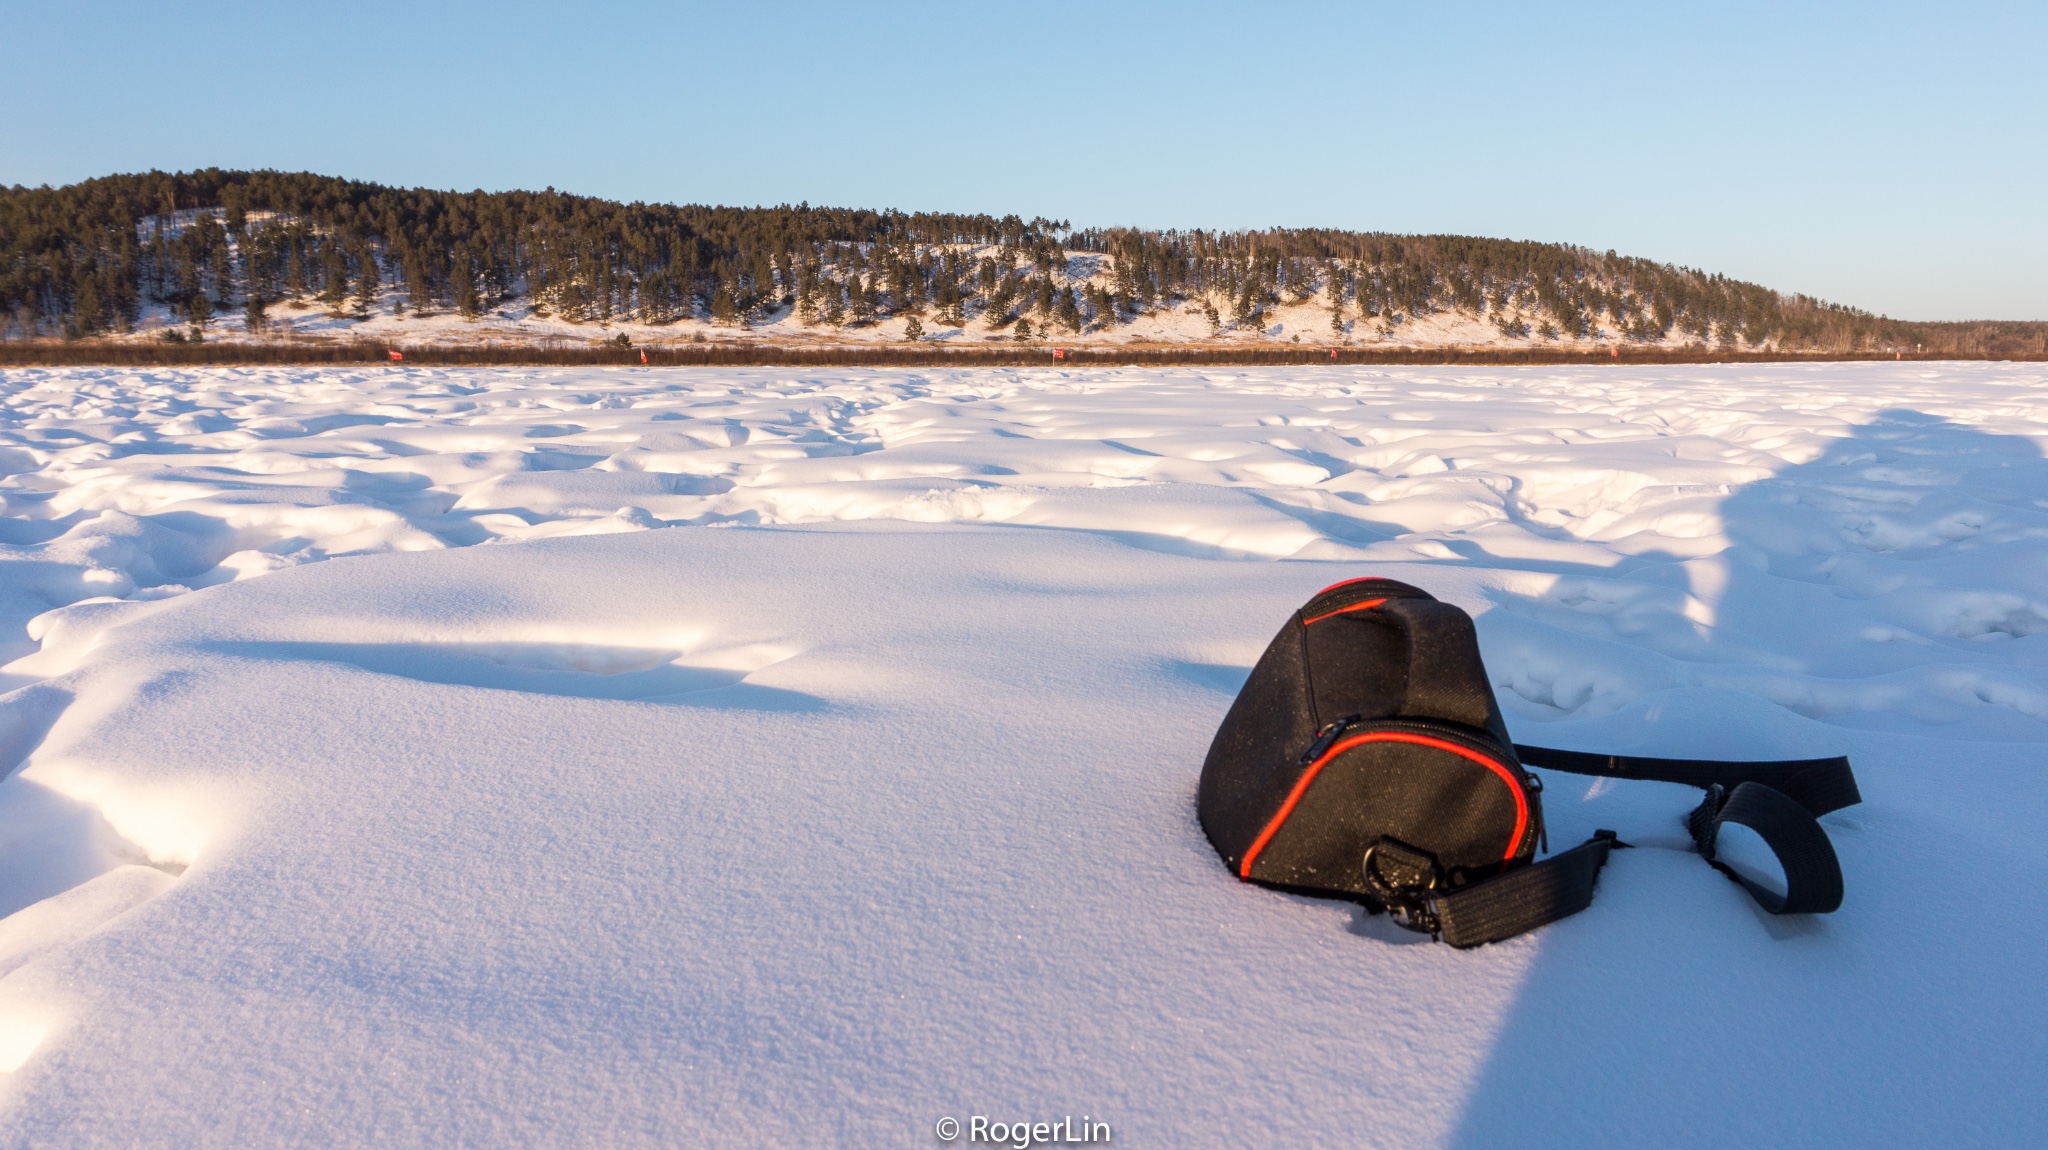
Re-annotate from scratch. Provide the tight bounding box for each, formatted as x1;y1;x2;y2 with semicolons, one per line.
1686;782;1845;913
1513;742;1856;918
1512;744;1861;817
1429;830;1628;948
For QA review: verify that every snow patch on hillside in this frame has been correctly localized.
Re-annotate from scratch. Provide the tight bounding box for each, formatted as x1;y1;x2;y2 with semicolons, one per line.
113;239;1725;352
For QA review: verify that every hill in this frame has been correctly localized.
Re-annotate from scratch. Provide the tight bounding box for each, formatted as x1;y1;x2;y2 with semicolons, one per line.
3;169;2043;356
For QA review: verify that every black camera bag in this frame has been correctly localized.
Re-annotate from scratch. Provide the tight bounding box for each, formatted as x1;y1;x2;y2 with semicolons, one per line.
1197;577;1861;947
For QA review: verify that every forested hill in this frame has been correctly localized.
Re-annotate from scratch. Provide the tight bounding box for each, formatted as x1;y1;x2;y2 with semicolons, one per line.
2;168;2041;356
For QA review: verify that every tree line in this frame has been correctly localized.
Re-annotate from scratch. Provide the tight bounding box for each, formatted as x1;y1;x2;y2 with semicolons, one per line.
2;169;2041;357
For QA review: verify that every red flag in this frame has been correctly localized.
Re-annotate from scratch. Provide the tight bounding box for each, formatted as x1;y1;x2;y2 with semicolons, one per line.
1052;348;1065;360
388;349;403;362
640;349;649;364
1610;347;1618;358
1330;349;1338;360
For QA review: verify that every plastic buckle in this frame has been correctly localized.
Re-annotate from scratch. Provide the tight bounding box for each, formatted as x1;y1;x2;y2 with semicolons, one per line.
1686;783;1727;860
1362;837;1444;937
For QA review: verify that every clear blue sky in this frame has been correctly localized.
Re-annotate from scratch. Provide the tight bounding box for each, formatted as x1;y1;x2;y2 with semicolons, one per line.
5;0;2043;320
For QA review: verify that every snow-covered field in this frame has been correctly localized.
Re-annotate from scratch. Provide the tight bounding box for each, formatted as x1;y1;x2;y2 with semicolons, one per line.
0;362;2042;1145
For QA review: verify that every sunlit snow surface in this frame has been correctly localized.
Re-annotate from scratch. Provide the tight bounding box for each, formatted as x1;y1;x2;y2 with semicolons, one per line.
0;363;2042;1145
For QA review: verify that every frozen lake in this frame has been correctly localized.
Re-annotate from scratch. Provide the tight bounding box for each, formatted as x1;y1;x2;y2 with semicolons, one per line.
0;363;2041;1145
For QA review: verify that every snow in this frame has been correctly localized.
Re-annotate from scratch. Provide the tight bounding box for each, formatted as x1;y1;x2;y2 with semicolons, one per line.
0;362;2043;1145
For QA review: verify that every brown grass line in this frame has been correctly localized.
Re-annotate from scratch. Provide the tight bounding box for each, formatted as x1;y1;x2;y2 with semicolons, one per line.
0;340;2035;369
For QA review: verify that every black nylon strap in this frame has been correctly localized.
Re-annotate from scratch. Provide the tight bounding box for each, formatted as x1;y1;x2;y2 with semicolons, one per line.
1512;744;1861;817
1688;782;1845;914
1431;831;1626;948
1513;744;1852;917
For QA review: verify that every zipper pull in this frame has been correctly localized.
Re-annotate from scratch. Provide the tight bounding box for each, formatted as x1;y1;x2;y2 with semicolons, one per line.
1298;714;1361;764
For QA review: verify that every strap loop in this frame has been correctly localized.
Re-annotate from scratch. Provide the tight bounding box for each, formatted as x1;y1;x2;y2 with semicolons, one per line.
1516;743;1854;917
1688;782;1845;914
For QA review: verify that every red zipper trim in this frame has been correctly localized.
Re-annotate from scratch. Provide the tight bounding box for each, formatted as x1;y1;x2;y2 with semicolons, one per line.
1238;732;1530;879
1312;576;1384;597
1301;597;1386;625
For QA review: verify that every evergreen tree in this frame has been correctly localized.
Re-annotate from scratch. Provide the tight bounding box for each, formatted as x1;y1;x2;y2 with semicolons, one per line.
453;244;481;319
184;289;210;339
1013;316;1033;341
850;275;876;324
1086;284;1116;329
984;275;1017;326
556;277;589;323
1055;286;1082;333
935;282;964;326
285;236;307;301
321;244;349;316
1233;280;1260;333
209;225;235;311
351;245;379;318
772;250;794;302
903;314;923;342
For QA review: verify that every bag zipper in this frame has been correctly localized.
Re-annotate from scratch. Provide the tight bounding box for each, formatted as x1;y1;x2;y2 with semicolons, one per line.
1299;714;1361;764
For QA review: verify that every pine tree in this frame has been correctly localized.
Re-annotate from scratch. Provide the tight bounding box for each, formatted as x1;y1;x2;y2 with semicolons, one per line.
285;236;306;302
772;250;795;302
1055;286;1082;333
850;275;876;324
935;282;964;326
245;292;267;333
69;275;104;338
557;277;589;323
185;290;210;339
1013;316;1033;342
209;230;235;311
404;251;433;316
1084;284;1114;329
903;314;924;342
1233;280;1260;333
352;245;380;319
984;276;1017;327
322;244;349;316
453;244;481;319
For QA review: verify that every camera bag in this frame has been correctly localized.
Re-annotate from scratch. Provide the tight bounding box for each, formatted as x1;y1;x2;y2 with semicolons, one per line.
1197;577;1860;947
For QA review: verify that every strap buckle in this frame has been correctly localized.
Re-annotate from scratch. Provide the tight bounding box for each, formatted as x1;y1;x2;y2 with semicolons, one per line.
1362;837;1444;936
1687;783;1728;860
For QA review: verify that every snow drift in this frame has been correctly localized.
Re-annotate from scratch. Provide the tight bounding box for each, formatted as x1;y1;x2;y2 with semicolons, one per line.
0;362;2041;1145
